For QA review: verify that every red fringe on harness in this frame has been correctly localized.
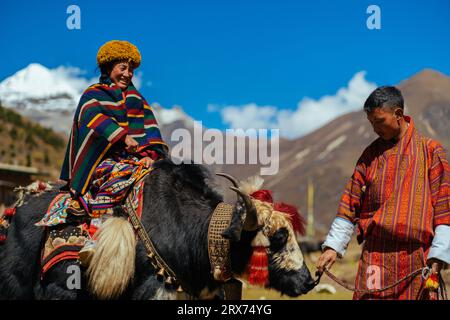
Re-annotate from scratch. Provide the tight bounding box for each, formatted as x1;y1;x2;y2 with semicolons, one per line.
274;202;306;236
247;246;269;286
38;181;48;191
249;190;306;236
250;190;273;204
3;208;16;217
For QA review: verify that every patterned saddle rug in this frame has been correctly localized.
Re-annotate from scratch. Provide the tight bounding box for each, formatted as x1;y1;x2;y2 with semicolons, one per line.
36;157;151;226
38;178;147;278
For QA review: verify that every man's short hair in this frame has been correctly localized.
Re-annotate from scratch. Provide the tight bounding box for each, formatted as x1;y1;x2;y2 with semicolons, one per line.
363;86;404;113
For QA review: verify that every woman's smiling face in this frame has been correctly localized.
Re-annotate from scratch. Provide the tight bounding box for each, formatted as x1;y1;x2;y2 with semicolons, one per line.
109;61;135;90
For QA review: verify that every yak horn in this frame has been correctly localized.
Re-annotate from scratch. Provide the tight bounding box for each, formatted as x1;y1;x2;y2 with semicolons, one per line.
230;186;259;231
216;172;240;188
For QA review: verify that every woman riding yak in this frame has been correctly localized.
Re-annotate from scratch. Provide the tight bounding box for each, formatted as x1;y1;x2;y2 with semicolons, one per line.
60;40;168;220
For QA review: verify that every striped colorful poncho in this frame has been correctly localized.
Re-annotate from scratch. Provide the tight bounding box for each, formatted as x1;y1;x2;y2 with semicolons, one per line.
60;77;168;196
336;116;450;299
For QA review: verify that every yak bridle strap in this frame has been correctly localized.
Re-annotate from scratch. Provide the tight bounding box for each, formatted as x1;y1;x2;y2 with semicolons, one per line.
123;174;191;297
207;202;234;282
124;196;184;288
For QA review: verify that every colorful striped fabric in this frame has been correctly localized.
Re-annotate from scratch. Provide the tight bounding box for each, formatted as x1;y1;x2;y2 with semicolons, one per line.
83;155;151;217
336;116;450;299
60;77;168;196
36;156;149;227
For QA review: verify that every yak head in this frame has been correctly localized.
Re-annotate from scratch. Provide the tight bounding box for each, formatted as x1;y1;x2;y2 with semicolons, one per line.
217;174;316;297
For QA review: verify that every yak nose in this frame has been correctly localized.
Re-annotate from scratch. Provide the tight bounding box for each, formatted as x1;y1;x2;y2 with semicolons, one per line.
300;263;316;293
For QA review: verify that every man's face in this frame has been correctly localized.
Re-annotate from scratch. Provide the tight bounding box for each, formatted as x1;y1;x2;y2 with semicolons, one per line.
366;107;402;141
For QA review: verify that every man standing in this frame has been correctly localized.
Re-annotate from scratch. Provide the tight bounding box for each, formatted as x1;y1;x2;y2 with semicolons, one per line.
317;86;450;299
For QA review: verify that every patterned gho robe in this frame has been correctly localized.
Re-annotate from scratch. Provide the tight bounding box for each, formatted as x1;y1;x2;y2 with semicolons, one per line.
59;77;168;215
323;116;450;300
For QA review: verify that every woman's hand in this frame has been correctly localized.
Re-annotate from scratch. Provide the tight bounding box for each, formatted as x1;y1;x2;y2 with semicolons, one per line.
124;135;139;153
316;247;338;274
138;157;154;168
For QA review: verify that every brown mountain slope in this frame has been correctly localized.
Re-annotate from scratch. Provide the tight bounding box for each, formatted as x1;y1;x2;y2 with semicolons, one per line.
219;69;450;234
0;105;67;179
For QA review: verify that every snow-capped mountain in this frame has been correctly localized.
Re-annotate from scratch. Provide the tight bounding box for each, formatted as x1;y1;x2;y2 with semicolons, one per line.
0;63;92;111
0;63;195;134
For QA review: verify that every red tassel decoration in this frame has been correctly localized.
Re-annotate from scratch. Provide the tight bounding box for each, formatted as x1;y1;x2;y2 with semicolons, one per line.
274;202;306;236
38;181;47;191
3;208;16;218
82;222;98;239
247;246;269;286
425;273;439;291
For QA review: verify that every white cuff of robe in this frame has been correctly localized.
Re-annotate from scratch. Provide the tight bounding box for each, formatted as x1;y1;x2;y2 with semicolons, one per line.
428;224;450;264
322;217;355;258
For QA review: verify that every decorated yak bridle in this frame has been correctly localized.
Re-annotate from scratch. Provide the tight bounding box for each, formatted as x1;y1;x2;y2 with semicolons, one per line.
214;173;305;288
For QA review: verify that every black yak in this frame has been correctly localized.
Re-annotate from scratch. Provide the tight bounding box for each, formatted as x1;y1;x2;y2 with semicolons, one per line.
0;159;315;299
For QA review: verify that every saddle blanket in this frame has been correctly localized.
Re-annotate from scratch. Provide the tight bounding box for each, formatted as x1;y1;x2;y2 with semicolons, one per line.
36;174;147;227
38;179;146;277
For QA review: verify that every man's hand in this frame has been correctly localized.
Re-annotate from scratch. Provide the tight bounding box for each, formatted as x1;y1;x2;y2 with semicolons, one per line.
137;157;154;168
124;135;139;153
316;247;338;274
427;258;443;274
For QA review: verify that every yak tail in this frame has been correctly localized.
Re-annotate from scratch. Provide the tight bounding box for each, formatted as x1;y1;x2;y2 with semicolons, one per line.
87;216;136;299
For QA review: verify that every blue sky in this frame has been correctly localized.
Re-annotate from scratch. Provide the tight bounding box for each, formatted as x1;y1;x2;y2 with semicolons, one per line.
1;0;449;136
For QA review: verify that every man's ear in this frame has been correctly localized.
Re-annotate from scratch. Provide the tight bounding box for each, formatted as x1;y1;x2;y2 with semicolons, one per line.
394;108;404;120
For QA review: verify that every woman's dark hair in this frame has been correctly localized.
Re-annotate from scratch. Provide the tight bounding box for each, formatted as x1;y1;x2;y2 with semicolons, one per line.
98;61;116;83
363;86;404;113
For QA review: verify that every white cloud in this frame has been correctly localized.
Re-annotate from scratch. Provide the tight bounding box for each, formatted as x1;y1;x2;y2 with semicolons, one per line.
151;102;195;125
131;71;143;90
52;65;99;97
220;103;278;129
211;71;377;139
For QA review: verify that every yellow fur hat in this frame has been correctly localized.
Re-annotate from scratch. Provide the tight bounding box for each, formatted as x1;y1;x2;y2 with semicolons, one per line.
97;40;141;68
